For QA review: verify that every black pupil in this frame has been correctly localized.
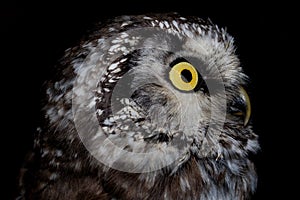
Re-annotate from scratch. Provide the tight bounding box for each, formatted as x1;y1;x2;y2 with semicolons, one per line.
181;69;193;83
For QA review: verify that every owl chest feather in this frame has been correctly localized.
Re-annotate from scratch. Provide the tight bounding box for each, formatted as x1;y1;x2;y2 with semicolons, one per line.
97;155;254;200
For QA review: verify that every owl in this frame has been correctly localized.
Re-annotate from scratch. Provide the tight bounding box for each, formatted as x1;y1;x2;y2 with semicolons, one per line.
16;13;259;200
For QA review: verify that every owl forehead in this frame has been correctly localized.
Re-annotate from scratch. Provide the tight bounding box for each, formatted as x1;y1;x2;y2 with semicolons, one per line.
103;14;236;71
73;14;242;99
103;14;233;54
120;14;232;46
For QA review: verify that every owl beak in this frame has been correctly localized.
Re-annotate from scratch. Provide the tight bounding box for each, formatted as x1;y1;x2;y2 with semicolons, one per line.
239;87;251;126
231;87;251;126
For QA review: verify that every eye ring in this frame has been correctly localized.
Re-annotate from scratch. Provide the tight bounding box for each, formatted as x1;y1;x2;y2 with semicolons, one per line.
169;62;198;91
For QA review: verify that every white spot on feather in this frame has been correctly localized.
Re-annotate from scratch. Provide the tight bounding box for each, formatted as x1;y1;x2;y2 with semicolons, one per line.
46;107;59;123
112;39;121;44
124;98;130;105
120;32;129;38
109;117;115;123
96;109;103;115
49;173;58;180
197;27;203;35
102;126;109;132
159;22;164;29
109;44;120;52
120;46;129;54
163;21;170;28
120;58;127;63
108;27;116;32
56;150;63;157
41;149;49;157
57;108;65;116
120;115;127;120
121;125;129;130
104;88;110;92
103;119;112;125
121;22;129;27
111;68;121;73
172;20;179;31
143;16;152;20
108;79;116;83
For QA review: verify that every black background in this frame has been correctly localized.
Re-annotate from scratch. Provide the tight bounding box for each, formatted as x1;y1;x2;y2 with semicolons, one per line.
1;1;296;199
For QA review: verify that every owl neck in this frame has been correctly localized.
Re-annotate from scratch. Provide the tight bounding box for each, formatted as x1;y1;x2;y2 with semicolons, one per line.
101;155;257;199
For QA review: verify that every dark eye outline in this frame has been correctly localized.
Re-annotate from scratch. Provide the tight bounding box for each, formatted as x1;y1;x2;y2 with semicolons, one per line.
169;57;209;93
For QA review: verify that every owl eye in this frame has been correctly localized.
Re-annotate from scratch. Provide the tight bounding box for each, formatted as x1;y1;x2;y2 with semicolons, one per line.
169;61;198;91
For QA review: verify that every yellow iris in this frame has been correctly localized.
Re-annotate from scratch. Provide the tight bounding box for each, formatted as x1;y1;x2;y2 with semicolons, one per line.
169;62;198;91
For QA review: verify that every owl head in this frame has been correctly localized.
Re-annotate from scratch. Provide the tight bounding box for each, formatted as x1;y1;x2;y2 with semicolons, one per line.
11;10;263;200
70;13;257;171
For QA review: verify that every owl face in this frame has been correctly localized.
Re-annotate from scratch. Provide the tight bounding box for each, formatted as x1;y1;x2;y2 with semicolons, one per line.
70;14;258;173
